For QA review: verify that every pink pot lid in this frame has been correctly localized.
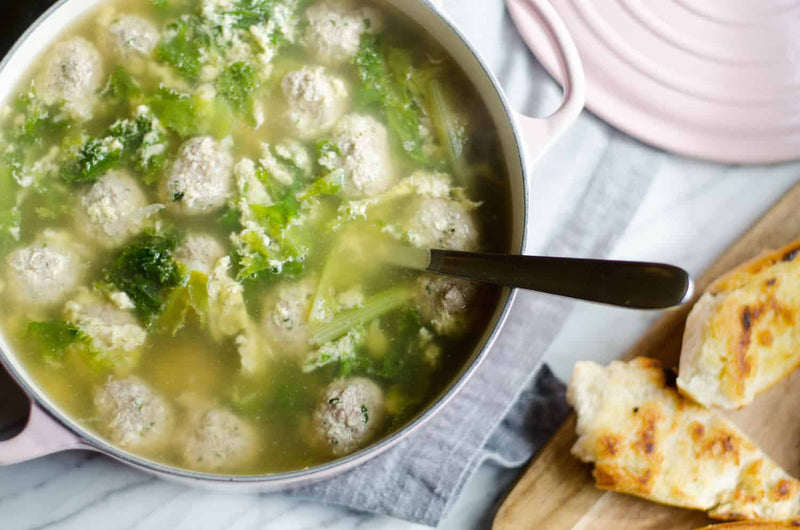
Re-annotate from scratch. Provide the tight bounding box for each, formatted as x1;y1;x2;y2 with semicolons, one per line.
509;0;800;164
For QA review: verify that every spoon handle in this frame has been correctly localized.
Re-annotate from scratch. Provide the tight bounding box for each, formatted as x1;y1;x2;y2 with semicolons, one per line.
427;250;694;310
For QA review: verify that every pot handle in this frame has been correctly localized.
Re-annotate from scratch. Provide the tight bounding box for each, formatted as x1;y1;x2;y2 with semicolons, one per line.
506;0;586;166
0;400;83;465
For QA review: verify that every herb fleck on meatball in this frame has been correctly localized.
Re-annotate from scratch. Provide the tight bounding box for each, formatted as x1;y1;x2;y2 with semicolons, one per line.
94;376;172;450
313;377;385;455
161;137;234;215
6;236;83;308
39;37;104;121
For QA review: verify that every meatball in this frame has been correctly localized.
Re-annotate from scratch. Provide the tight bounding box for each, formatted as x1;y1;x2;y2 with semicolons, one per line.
174;233;225;275
304;0;383;65
94;376;172;450
107;14;159;57
328;114;395;198
161;137;234;215
282;66;348;139
179;406;258;472
417;275;478;336
39;37;103;121
261;280;315;357
6;238;82;308
405;197;480;251
76;170;151;248
313;377;385;456
65;289;147;362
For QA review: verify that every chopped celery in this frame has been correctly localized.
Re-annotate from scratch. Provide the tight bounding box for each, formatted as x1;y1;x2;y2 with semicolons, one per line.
310;286;414;345
428;80;467;183
158;285;190;336
157;271;209;335
308;241;347;324
309;268;336;324
187;271;210;314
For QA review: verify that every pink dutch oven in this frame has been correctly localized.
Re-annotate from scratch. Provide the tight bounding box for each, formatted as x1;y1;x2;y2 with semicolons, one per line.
0;0;585;489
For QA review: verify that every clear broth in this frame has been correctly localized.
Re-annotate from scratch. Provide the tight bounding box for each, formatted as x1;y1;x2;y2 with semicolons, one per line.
0;0;511;474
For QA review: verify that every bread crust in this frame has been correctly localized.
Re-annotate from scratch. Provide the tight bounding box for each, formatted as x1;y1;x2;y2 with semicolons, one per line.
695;522;800;530
678;238;800;409
568;358;800;521
709;239;800;294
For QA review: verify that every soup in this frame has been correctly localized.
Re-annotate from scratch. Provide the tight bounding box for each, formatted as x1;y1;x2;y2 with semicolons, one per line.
0;0;509;474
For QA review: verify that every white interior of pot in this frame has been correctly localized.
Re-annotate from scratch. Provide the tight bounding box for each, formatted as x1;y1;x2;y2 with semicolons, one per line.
0;0;528;482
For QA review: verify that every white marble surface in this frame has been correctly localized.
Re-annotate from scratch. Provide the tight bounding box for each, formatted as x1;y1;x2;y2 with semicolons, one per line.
2;1;800;528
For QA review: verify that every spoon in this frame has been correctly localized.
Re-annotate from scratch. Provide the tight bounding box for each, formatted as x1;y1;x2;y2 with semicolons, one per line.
395;248;694;310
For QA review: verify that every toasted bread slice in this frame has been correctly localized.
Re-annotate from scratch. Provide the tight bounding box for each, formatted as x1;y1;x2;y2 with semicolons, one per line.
678;239;800;409
568;358;800;520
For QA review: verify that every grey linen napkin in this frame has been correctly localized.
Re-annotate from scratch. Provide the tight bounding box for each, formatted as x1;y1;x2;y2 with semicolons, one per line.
289;3;665;517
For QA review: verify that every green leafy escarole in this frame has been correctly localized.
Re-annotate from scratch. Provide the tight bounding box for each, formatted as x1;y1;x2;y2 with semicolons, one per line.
104;230;184;325
25;320;91;362
59;107;168;185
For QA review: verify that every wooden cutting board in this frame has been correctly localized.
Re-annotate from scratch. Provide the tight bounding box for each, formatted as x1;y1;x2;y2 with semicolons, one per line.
493;179;800;530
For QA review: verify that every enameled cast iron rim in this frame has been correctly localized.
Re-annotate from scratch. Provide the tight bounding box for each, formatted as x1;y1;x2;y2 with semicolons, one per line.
0;0;530;483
